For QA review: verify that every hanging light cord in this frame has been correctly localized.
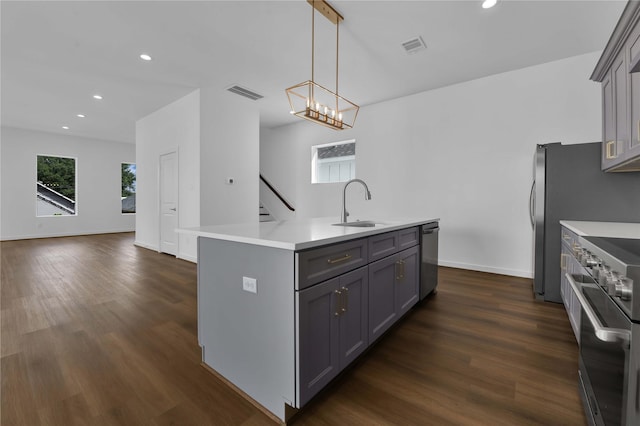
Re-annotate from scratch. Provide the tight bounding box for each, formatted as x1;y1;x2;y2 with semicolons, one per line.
336;17;339;111
311;3;315;101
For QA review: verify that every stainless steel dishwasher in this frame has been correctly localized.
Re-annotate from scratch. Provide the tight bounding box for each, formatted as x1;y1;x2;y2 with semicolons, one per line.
420;222;439;300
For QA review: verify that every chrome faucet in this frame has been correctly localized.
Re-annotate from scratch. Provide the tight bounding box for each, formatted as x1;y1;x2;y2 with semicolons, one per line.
341;179;372;223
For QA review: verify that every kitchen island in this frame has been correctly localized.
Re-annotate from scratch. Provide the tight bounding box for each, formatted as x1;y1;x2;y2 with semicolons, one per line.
179;217;438;423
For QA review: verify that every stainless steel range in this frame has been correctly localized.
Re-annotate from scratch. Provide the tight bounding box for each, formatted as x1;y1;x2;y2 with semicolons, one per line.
567;236;640;426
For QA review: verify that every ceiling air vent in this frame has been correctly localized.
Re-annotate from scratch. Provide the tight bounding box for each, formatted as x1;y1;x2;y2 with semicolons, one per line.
401;36;427;55
226;85;264;101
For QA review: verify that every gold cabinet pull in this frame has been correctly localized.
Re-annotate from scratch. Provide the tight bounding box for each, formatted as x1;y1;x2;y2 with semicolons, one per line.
334;289;342;316
606;140;617;159
560;253;568;271
395;260;405;281
341;287;348;313
327;253;352;264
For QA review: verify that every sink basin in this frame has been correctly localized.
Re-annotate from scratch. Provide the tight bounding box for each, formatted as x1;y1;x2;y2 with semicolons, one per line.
332;220;378;227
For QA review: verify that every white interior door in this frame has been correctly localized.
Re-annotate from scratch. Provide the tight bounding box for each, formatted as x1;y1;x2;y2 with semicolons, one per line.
160;151;178;256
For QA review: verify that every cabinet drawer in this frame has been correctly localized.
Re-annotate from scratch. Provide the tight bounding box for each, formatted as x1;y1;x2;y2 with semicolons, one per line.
398;226;419;250
297;239;368;290
368;231;399;262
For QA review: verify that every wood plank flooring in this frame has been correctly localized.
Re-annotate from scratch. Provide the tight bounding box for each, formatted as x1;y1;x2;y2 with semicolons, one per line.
1;233;586;425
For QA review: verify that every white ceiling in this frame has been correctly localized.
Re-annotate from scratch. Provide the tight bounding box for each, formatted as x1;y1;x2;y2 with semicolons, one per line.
1;0;627;144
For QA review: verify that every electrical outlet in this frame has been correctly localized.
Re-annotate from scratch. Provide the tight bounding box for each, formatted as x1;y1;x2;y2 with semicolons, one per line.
242;276;257;294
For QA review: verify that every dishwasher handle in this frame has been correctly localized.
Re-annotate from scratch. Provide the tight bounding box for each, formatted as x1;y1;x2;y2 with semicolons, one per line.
422;223;439;234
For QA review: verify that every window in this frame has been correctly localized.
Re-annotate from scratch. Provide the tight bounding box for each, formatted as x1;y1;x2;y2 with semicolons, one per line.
36;155;77;216
311;140;356;184
121;163;136;214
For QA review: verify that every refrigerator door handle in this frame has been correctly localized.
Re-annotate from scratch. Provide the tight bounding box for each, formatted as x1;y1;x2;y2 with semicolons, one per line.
529;180;535;228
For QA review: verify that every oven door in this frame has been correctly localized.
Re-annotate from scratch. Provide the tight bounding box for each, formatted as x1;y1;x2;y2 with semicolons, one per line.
567;273;631;425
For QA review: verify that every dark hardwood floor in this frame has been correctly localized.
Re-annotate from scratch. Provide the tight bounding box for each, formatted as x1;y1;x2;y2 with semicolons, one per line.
1;233;586;425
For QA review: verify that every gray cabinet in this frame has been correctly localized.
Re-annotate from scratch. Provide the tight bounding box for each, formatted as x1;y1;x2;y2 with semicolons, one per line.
368;245;419;342
297;266;368;406
628;21;640;160
560;226;581;344
600;53;628;170
298;238;368;289
592;1;640;171
296;226;421;406
602;73;616;170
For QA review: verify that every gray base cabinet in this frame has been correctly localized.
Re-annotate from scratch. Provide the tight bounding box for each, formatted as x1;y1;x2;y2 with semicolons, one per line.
197;223;428;423
560;226;581;344
296;266;368;407
368;245;419;342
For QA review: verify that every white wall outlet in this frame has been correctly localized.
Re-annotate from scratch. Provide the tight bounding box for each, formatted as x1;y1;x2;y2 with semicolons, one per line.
242;276;257;294
226;177;234;185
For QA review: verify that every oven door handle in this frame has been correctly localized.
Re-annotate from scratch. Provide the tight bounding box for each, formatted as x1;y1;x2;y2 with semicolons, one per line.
566;273;631;344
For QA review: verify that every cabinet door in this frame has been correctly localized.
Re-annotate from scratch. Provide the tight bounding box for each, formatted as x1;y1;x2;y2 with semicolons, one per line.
337;267;368;369
628;22;640;158
368;255;398;342
602;73;617;170
395;245;419;317
368;246;420;342
297;277;340;407
614;53;629;161
560;244;571;307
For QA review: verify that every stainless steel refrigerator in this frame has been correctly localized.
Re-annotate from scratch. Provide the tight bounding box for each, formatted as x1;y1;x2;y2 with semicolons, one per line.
531;142;640;303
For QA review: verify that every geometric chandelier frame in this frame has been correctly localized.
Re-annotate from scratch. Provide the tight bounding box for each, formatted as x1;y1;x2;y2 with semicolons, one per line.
286;0;359;130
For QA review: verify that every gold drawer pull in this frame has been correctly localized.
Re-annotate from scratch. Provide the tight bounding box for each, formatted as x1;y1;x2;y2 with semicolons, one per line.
327;253;352;264
606;140;617;159
560;253;568;270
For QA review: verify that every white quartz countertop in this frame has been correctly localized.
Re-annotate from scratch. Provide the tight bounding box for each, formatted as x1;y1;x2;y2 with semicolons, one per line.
178;217;439;251
560;220;640;239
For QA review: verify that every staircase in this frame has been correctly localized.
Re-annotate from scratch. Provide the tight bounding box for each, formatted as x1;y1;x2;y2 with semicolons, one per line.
259;203;275;222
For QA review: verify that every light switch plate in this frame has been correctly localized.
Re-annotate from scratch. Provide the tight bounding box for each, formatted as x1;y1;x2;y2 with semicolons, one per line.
242;276;257;294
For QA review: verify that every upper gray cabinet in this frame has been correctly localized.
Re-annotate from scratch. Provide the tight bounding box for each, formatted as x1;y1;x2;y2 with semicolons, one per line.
591;1;640;172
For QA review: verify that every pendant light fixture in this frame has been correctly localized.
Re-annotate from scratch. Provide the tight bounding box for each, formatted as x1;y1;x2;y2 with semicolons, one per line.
286;0;359;130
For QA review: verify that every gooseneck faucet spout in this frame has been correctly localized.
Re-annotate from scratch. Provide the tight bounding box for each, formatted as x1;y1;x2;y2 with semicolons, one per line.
341;179;372;223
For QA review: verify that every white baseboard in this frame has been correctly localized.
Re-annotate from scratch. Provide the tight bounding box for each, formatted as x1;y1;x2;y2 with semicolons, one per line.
438;260;533;279
134;240;159;252
1;228;135;241
177;253;197;263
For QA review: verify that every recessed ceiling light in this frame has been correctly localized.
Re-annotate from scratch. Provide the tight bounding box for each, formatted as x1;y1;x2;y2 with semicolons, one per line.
482;0;498;9
139;53;152;61
77;114;85;118
62;126;70;130
93;94;103;100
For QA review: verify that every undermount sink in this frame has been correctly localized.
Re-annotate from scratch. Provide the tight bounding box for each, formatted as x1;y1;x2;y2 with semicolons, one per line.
332;220;378;227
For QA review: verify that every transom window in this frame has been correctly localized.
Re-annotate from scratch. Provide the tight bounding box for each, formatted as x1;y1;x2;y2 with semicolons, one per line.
311;140;356;184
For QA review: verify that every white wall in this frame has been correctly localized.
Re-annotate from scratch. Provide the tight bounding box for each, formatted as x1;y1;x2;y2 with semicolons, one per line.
261;52;603;278
136;90;201;261
199;87;259;226
1;126;135;240
135;88;260;262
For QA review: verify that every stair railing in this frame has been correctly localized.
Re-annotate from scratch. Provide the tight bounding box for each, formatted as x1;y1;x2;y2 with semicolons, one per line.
260;174;295;212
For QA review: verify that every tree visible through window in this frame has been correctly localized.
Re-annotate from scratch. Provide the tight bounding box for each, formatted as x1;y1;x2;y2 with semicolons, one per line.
311;140;356;184
121;163;136;214
36;155;77;216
